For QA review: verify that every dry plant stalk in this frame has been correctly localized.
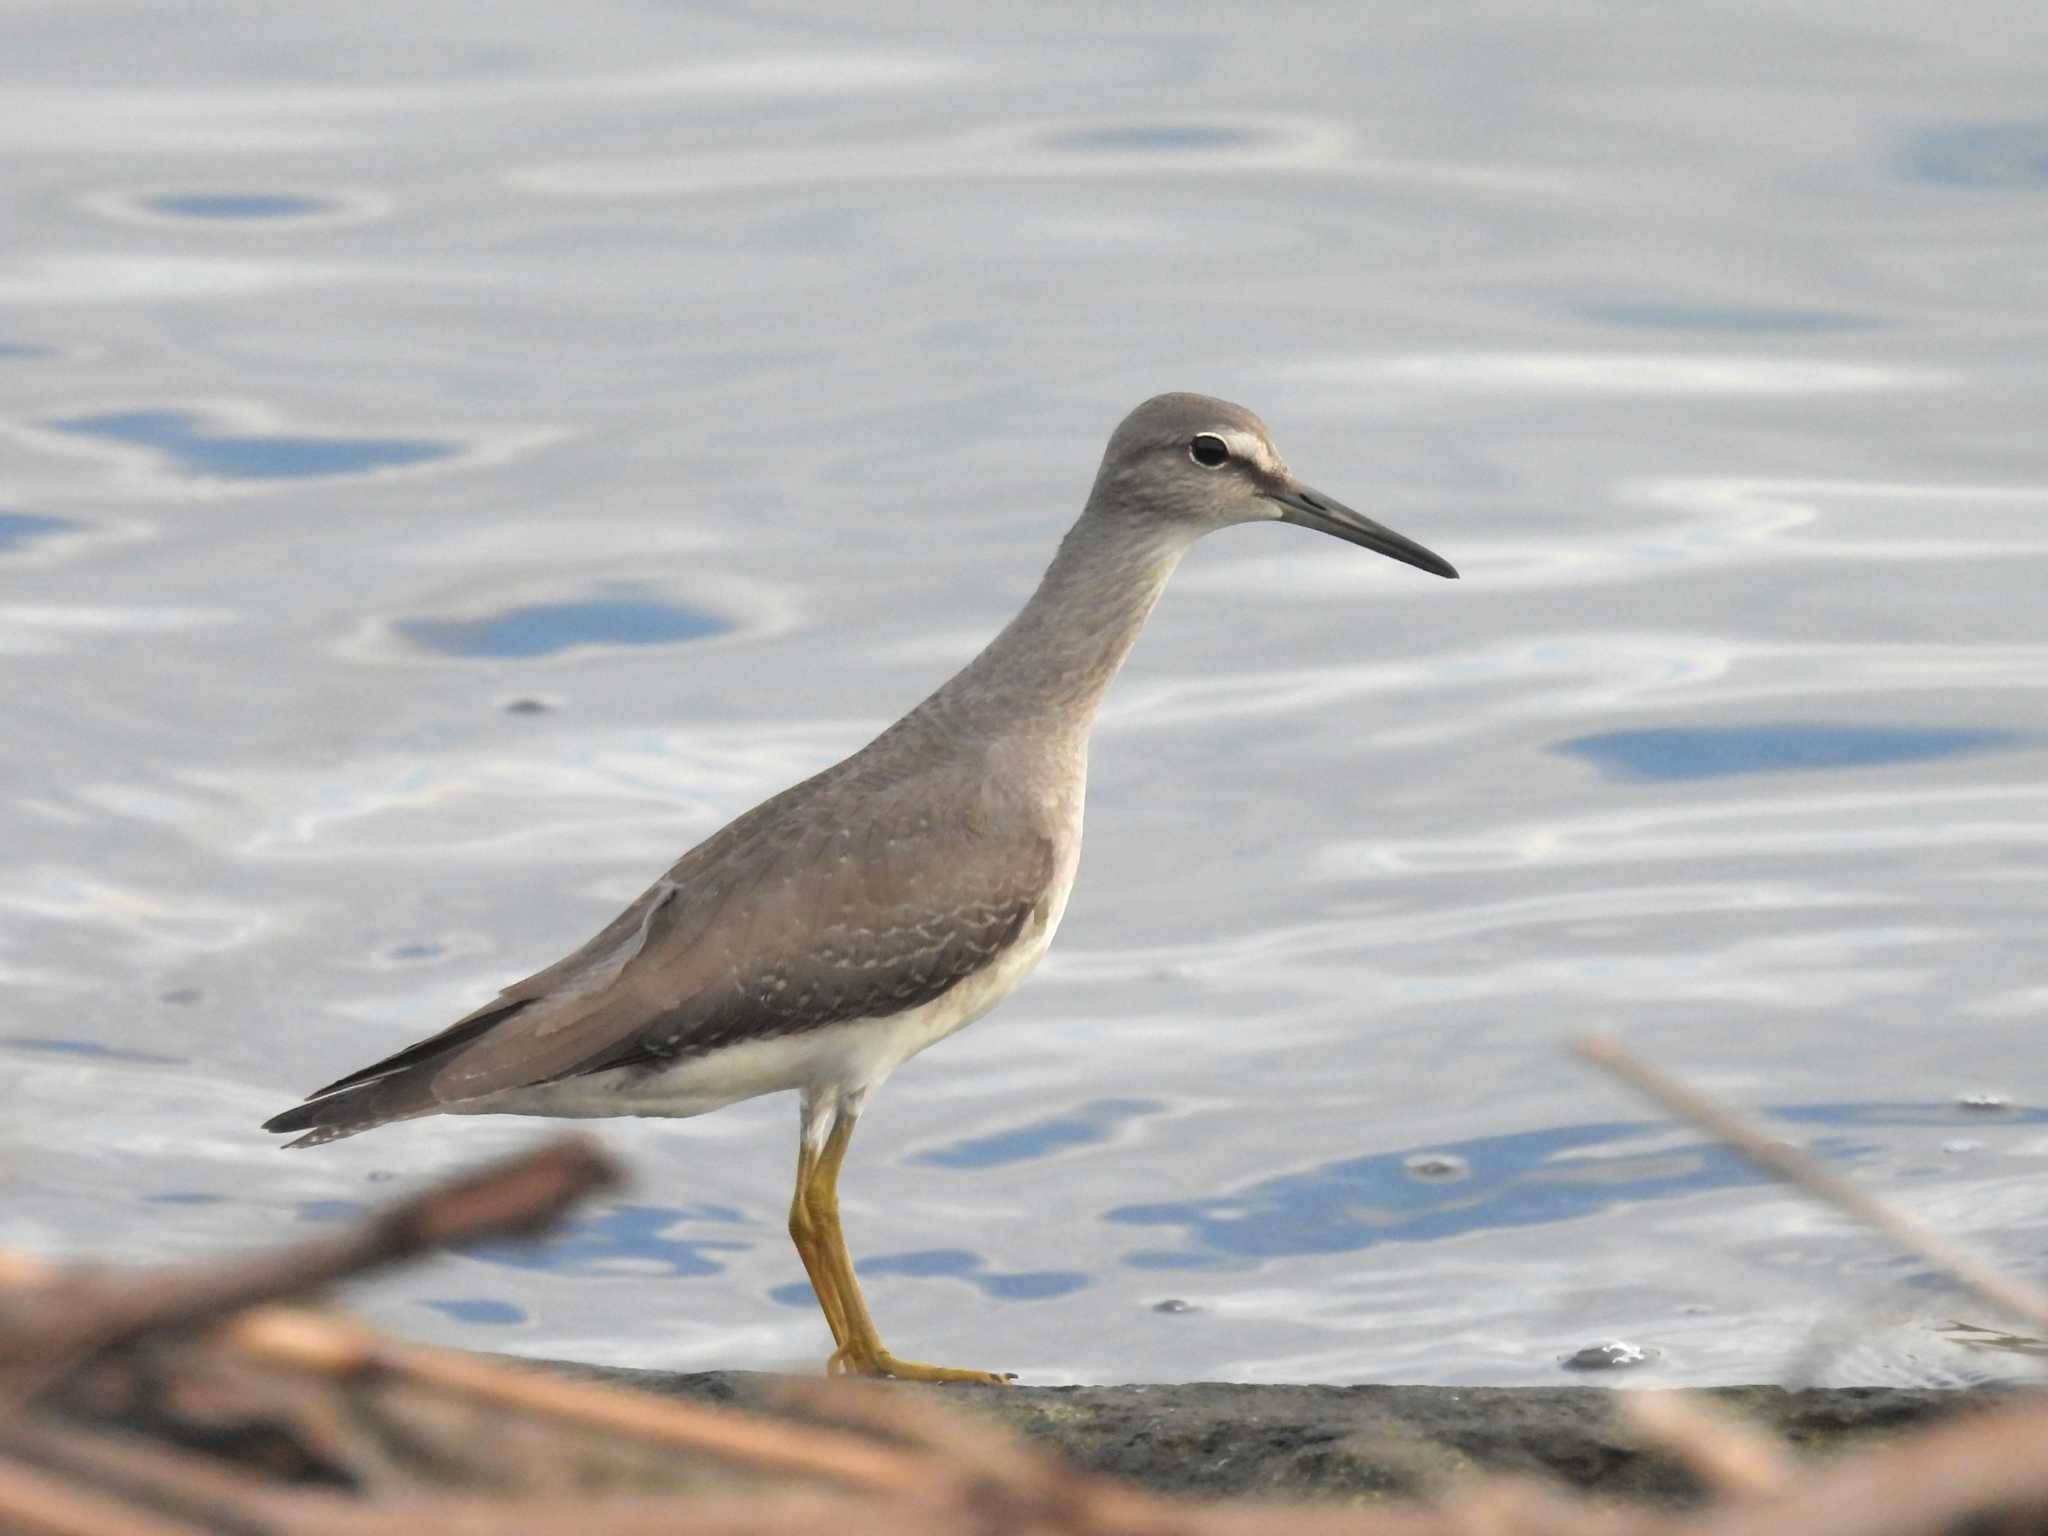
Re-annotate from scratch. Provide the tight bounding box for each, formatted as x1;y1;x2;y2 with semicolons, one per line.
1576;1034;2048;1332
1618;1392;1795;1500
0;1138;942;1495
0;1137;620;1399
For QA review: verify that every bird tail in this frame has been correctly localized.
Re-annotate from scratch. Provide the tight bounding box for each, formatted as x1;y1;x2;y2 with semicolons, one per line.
261;1075;440;1149
262;997;535;1148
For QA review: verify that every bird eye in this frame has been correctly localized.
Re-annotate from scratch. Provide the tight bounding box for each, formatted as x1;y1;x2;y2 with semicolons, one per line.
1189;434;1230;468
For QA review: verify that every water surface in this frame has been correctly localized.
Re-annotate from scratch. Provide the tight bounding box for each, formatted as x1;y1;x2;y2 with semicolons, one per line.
2;0;2044;1388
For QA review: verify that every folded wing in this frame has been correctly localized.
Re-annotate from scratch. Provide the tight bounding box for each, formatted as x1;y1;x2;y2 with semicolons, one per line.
265;750;1055;1145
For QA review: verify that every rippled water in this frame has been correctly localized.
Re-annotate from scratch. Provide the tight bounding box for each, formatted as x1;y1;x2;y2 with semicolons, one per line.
3;2;2045;1387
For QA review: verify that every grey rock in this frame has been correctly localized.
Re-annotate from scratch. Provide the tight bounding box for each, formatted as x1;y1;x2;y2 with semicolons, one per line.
536;1362;2007;1503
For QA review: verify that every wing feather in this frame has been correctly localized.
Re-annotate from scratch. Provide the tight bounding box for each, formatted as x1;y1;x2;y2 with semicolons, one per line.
267;738;1061;1140
430;762;1054;1098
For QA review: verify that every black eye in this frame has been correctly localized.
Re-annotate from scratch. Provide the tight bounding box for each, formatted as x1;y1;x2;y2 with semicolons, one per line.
1189;434;1229;468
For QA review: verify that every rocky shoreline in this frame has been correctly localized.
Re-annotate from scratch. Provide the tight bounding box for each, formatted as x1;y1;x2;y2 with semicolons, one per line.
542;1363;2002;1502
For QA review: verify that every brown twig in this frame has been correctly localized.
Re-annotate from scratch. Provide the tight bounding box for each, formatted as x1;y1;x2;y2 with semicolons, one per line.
0;1138;619;1397
0;1451;220;1536
1618;1392;1795;1501
221;1308;938;1494
1665;1397;2048;1536
1;1134;952;1505
1576;1034;2048;1332
0;1415;307;1536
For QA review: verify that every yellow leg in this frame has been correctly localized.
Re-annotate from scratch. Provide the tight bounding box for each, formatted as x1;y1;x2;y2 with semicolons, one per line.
799;1105;1011;1385
787;1133;853;1350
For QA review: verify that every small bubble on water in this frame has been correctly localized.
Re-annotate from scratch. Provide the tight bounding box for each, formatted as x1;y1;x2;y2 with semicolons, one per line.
1942;1139;1983;1155
1561;1340;1654;1371
1403;1152;1470;1182
1152;1298;1196;1315
1958;1091;2012;1113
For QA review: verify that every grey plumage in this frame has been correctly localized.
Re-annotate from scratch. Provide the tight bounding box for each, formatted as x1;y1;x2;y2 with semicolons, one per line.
263;391;1455;1382
266;739;1058;1145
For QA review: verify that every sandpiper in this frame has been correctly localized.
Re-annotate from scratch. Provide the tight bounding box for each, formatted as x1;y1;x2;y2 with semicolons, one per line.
266;392;1458;1383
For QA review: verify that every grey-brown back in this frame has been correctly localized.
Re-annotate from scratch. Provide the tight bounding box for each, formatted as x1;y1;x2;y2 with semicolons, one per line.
265;714;1062;1144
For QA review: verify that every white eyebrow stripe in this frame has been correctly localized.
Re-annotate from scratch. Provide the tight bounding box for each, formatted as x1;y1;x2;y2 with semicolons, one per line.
1215;428;1278;474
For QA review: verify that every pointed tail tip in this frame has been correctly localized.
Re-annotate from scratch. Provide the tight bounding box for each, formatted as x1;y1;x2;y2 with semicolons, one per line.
264;1113;375;1150
261;1077;431;1147
261;1098;365;1147
261;1102;315;1137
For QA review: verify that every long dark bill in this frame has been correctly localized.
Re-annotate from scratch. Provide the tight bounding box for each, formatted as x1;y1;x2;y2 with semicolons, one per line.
1267;484;1458;579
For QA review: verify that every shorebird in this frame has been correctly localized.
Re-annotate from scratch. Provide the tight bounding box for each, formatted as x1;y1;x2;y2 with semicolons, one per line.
265;392;1457;1383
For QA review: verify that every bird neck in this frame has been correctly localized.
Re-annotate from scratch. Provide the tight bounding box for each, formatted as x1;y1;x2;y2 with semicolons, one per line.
925;510;1194;742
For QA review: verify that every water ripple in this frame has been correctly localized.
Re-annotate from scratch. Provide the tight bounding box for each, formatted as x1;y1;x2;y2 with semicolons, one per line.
78;184;390;231
396;591;730;659
0;605;231;654
298;1197;752;1279
421;1298;527;1326
912;1098;1167;1169
1321;782;2048;880
1109;1104;2042;1269
2;56;966;152
0;870;275;961
47;408;456;481
1556;723;2027;782
769;1249;1089;1305
1048;123;1267;155
1178;476;2048;599
148;192;329;220
510;115;1361;198
1578;303;1882;335
1287;352;1956;396
1111;1119;1789;1265
1897;120;2048;189
0;512;82;554
1;1036;185;1066
0;255;352;303
181;724;858;863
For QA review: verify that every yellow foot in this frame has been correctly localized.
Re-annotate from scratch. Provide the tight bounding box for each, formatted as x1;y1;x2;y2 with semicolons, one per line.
827;1343;1013;1385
